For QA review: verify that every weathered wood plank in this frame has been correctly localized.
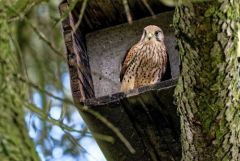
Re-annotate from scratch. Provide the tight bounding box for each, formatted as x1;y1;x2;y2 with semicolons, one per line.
83;79;178;106
59;1;95;102
69;0;173;33
81;83;180;161
122;88;181;161
80;101;152;161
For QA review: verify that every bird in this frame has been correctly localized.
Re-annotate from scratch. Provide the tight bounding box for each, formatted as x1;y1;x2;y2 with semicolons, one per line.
120;25;167;92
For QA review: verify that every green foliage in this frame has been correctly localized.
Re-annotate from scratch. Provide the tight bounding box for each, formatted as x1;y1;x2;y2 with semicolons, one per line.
0;1;40;160
0;0;98;160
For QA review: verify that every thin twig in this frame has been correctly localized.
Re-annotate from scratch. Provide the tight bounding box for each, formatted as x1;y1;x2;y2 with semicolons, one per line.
63;130;101;161
142;0;156;18
15;74;135;153
27;21;65;58
7;0;43;22
25;102;114;143
73;0;88;32
25;100;103;161
54;0;79;27
122;0;132;24
84;106;136;154
6;5;65;58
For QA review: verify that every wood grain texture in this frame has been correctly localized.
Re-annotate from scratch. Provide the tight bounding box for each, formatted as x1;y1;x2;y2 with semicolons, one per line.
69;0;172;33
59;1;95;102
82;79;181;161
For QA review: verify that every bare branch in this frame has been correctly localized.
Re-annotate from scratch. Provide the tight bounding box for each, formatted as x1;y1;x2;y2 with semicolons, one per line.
122;0;132;24
142;0;156;18
15;73;135;153
73;0;88;32
6;5;65;58
25;102;114;143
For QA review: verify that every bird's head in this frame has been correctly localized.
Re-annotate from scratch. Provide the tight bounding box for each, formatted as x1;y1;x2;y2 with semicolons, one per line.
140;25;164;43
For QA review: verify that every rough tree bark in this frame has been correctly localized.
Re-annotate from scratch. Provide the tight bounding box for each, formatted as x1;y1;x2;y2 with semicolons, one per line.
0;10;40;161
174;1;240;161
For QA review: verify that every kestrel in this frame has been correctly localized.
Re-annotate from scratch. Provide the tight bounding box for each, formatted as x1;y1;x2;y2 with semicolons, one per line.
120;25;167;92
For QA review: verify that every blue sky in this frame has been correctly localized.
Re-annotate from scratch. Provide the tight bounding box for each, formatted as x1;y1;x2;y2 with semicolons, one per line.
25;72;106;161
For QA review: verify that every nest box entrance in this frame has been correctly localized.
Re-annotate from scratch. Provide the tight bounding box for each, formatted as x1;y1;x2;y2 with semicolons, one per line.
87;12;179;97
59;0;181;161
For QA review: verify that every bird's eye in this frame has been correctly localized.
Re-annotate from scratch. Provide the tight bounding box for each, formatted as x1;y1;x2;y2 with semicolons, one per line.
155;30;161;36
155;30;164;41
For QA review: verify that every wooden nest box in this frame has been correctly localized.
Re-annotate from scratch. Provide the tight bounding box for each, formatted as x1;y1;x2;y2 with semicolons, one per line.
59;0;181;161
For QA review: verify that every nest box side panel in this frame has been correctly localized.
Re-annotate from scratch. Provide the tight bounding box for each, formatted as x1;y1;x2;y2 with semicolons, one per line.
79;103;152;161
86;11;179;97
59;2;95;102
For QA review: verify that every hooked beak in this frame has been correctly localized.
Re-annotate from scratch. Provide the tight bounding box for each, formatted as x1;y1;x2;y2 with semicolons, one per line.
147;33;154;40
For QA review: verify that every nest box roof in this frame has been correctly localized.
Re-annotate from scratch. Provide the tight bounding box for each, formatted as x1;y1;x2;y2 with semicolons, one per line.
68;0;173;33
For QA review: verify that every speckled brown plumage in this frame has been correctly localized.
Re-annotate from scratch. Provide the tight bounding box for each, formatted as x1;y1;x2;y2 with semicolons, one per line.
120;25;167;92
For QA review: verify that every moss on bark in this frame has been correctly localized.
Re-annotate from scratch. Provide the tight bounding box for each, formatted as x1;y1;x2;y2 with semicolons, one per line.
0;4;40;161
174;1;240;160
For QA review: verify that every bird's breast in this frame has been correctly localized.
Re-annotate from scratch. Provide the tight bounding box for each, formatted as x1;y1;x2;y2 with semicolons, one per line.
140;42;166;63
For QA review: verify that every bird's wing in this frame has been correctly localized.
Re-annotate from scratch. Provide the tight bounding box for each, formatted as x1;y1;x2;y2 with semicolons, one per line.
120;44;139;82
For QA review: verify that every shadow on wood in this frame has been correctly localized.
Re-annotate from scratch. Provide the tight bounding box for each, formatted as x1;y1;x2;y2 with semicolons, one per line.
59;1;181;160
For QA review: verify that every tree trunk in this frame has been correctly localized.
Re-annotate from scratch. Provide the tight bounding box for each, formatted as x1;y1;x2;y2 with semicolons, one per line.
174;1;240;160
0;12;40;161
